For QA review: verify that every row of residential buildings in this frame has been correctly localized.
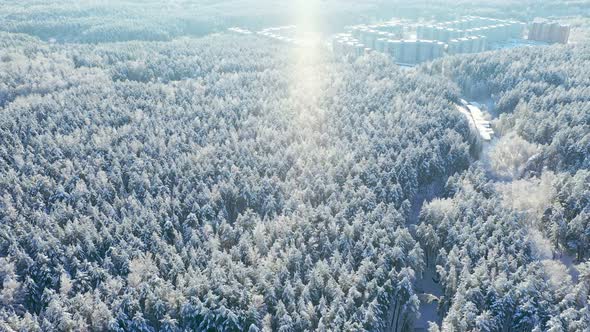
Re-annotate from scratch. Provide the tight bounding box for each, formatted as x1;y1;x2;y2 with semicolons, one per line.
256;26;301;45
333;34;447;65
416;23;524;43
416;16;525;46
528;21;570;44
230;16;571;66
332;16;570;65
227;27;253;35
333;16;525;64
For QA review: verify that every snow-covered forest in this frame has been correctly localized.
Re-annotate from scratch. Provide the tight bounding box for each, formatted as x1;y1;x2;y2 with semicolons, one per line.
0;33;475;331
419;44;590;330
1;1;589;332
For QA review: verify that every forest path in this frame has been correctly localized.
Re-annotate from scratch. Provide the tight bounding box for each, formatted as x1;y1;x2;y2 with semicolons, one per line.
409;95;580;331
408;180;445;331
474;98;582;284
410;98;493;331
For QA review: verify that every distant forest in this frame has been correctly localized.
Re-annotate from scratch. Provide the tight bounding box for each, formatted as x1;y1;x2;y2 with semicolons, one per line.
0;0;588;43
0;1;589;331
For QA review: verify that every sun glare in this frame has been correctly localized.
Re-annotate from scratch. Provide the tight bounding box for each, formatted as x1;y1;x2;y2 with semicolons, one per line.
289;0;326;129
